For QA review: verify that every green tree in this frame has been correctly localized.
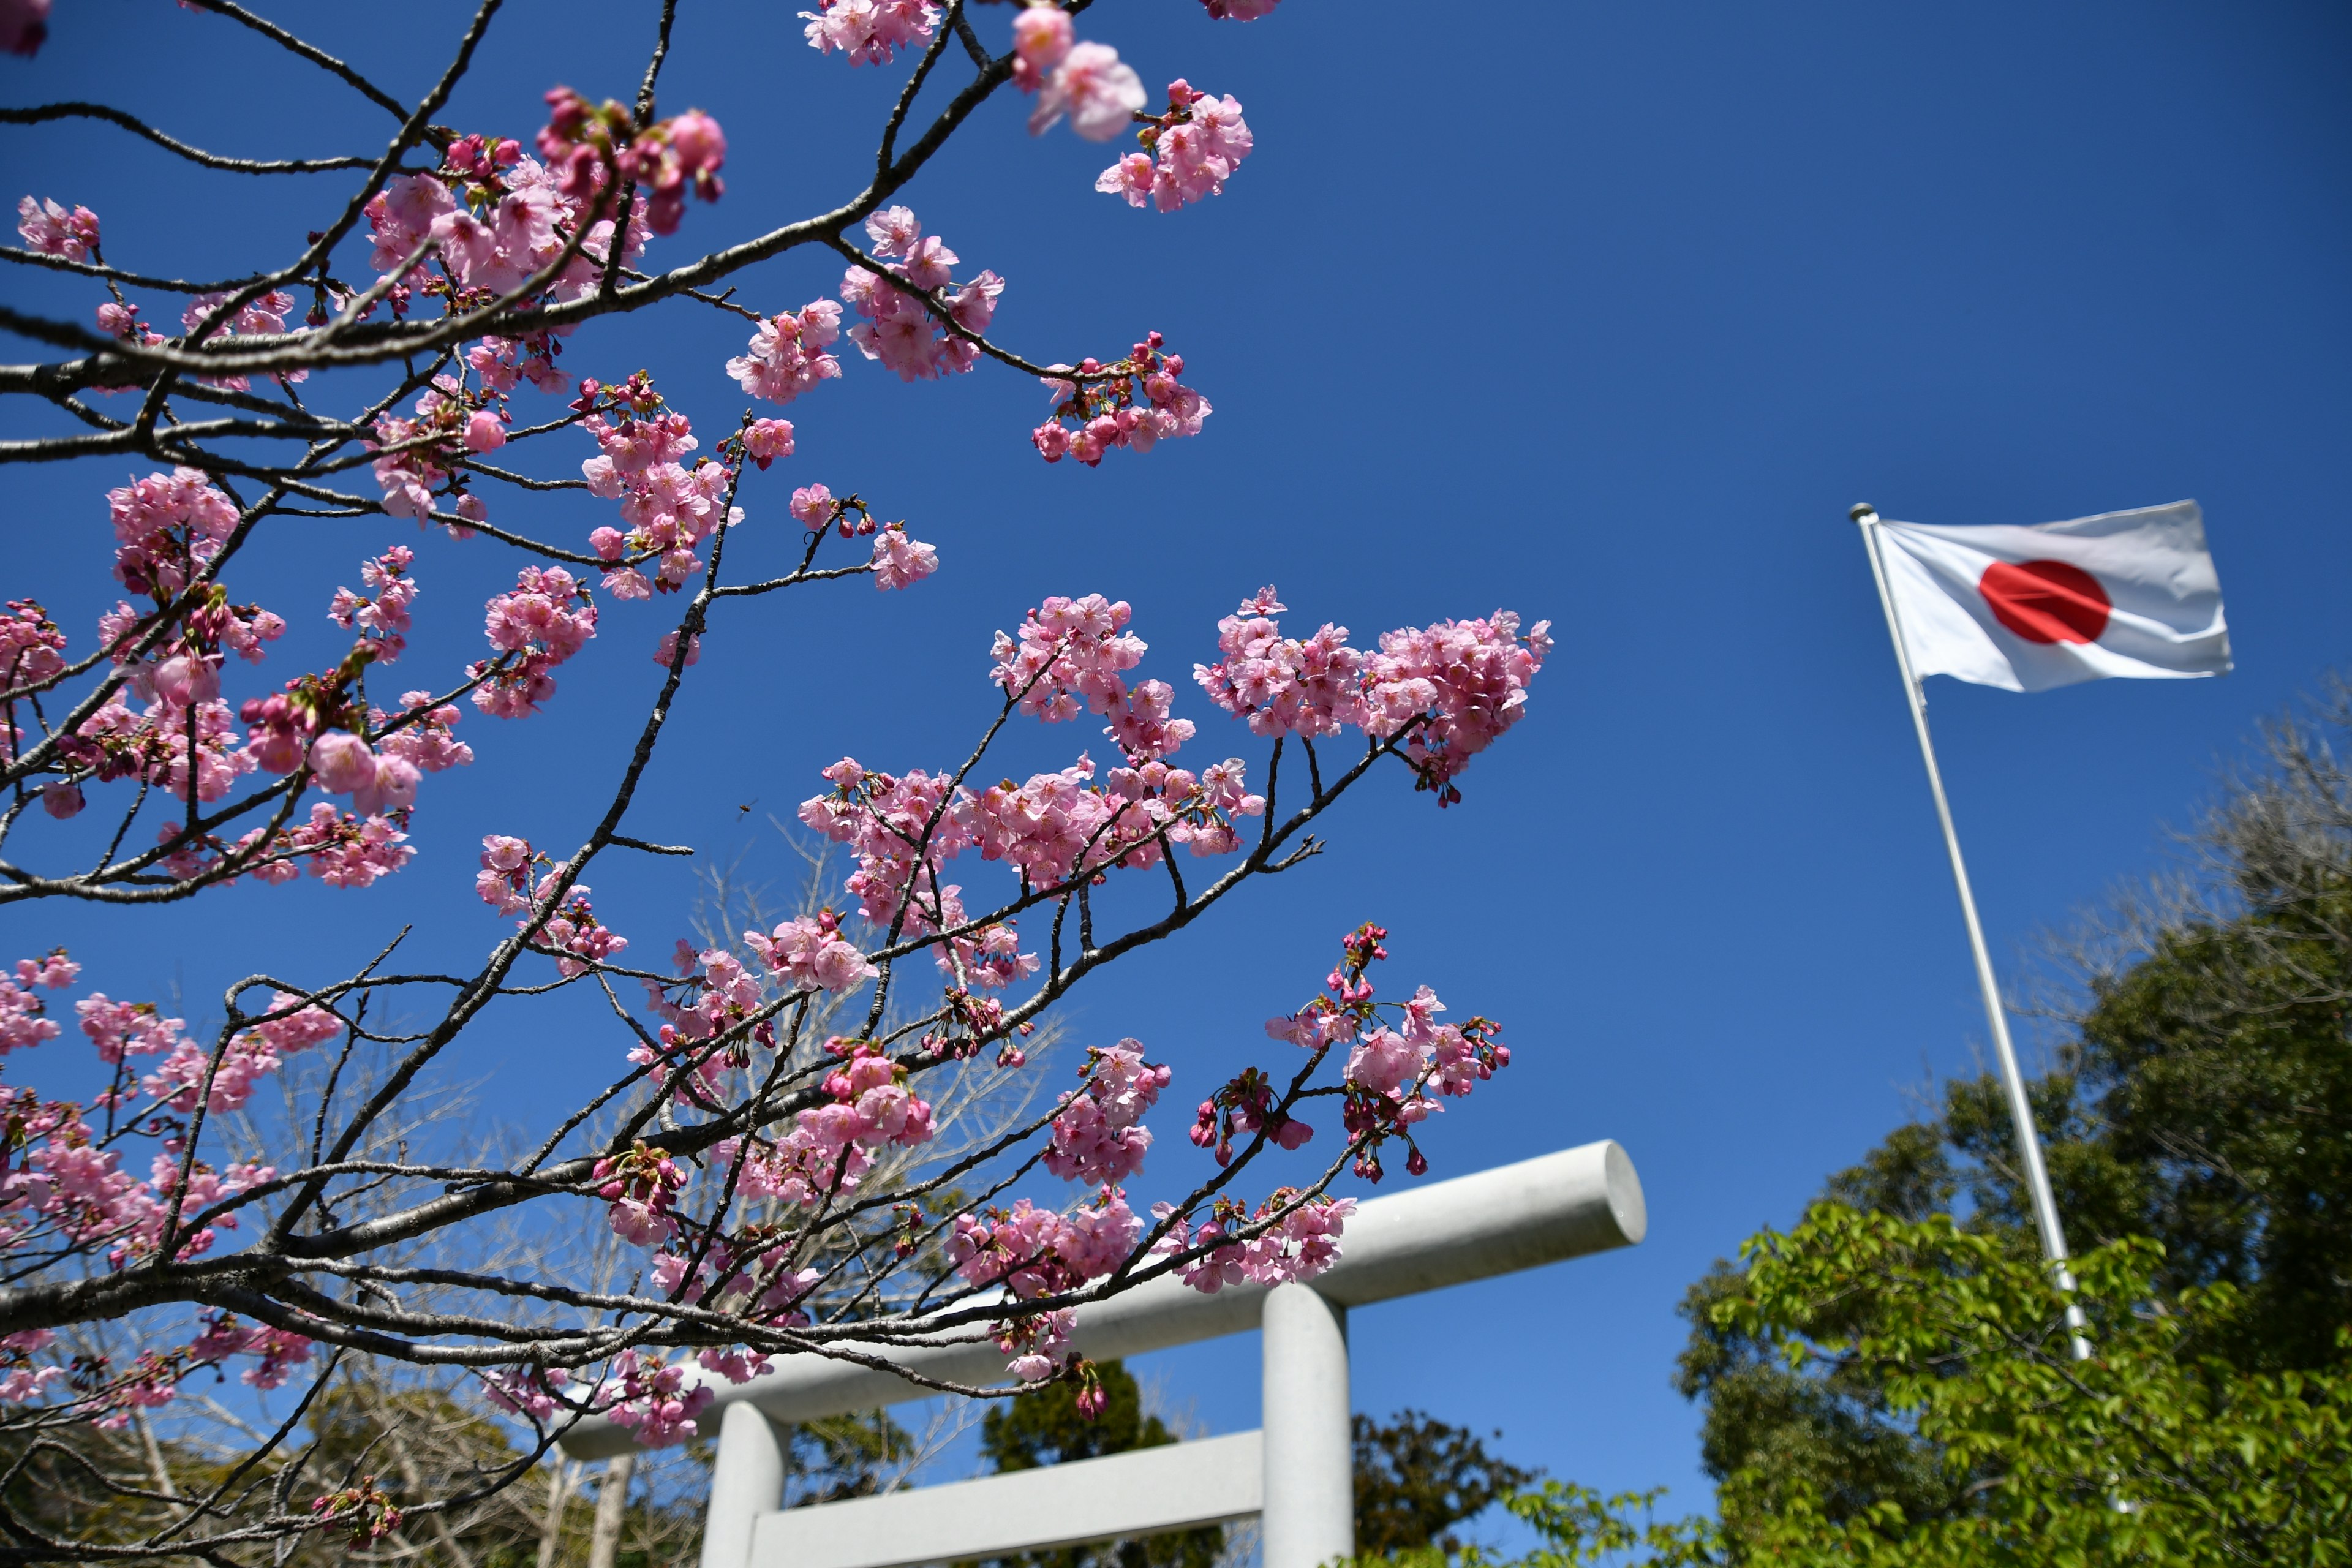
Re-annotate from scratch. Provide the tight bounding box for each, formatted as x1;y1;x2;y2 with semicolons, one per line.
1672;678;2352;1551
1477;1208;2352;1566
1353;1409;1540;1556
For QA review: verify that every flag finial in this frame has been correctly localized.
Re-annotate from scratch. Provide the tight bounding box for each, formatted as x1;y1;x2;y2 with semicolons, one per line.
1849;502;1877;522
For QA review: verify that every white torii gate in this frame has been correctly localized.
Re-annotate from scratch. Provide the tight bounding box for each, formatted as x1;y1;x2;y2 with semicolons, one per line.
560;1140;1647;1568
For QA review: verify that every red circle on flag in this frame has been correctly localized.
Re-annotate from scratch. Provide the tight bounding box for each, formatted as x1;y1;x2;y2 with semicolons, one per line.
1978;559;2111;644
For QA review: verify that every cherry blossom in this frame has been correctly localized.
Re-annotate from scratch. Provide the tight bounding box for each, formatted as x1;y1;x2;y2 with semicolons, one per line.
1193;586;1368;739
1099;81;1253;211
0;598;65;687
838;208;1005;383
799;0;938;66
0;0;1556;1473
15;195;96;261
531;881;630;978
473;565;598;718
1044;1042;1169;1186
1029;42;1147;142
599;1348;713;1446
740;418;797;468
108;467;238;600
1031;334;1210;464
726;303;843;405
1010;4;1072;92
1360;610;1553;804
745;910;877;994
869;524;938;591
327;546;418;660
579;394;739;593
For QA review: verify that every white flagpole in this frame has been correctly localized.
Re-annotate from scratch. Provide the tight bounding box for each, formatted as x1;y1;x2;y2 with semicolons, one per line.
1850;503;2092;1359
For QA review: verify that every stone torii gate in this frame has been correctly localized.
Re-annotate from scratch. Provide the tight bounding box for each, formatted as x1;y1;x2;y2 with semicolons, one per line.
561;1140;1647;1568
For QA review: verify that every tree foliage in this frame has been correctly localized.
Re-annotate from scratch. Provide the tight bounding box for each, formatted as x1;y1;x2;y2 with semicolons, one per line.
1352;1409;1539;1557
1668;677;2352;1553
1494;1210;2352;1566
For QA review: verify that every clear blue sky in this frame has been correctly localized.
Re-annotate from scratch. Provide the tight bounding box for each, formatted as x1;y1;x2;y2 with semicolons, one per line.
5;0;2350;1526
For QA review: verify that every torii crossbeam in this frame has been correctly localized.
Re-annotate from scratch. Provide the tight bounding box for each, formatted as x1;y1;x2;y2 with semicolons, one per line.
561;1140;1648;1568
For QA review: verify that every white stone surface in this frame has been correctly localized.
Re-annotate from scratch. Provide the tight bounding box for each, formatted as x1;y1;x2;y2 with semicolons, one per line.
1259;1286;1352;1568
742;1431;1266;1568
701;1401;787;1568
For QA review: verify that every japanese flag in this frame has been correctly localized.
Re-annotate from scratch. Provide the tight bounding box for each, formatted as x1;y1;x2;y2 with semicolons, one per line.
1875;502;2231;693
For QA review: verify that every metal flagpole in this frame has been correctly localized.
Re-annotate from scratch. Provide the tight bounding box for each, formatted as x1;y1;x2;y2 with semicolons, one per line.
1849;503;2092;1359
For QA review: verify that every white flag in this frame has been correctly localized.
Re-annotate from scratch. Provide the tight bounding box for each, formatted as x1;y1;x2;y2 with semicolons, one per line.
1875;502;2231;693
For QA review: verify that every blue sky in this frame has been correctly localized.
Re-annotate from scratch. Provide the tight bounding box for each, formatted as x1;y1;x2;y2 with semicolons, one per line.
5;0;2350;1528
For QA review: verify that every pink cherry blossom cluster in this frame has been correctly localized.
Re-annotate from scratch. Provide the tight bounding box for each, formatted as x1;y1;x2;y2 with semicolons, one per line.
839;207;1005;383
1031;334;1210;465
179;290;304;391
794;1042;938;1152
654;1240;819;1332
950;1187;1142;1301
328;546;418;661
1257;923;1511;1180
186;1315;316;1391
594;1142;687;1247
1042;1042;1169;1186
870;524;939;593
308;728;418;818
242;802;417;889
800;0;938;66
837;217;1001;385
469;331;570;396
376;689;474;775
581;402;737;598
1155;1189;1356;1294
745;909;877;995
0;957;305;1303
1193;589;1554;804
15;194;97;261
598;1348;714;1446
736;417;798;469
0;598;65;690
67;690;252;805
537;89;727;237
0;951;75;1056
797;599;1289;940
138;992;339;1114
1097;81;1253;212
369;371;523;527
475;833;538;913
1187;1063;1313;1165
532;882;630;978
473;565;598;718
107;467;237;600
989;593;1147;722
922;884;1038;993
1359;610;1553;804
796;757;970;932
1192;586;1365;739
710;1120;875;1211
364;131;648;318
480;1365;573;1423
726;302;844;407
993;1306;1079;1384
